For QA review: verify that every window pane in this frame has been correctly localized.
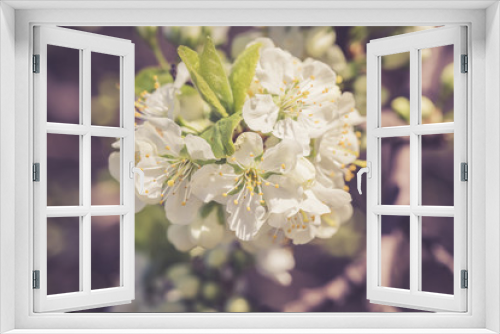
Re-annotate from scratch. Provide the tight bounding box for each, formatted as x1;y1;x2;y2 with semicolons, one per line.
421;133;454;206
381;136;410;205
91;215;121;290
47;217;80;295
91;136;120;206
91;52;121;127
47;133;80;206
421;216;454;294
380;52;410;127
380;215;410;290
47;45;80;124
421;45;454;124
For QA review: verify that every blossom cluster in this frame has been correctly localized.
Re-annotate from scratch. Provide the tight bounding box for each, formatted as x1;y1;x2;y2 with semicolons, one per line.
110;35;363;281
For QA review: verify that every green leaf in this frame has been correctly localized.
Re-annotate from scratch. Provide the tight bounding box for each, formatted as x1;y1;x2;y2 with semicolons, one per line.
229;42;262;114
178;45;228;118
200;113;242;159
200;37;233;112
134;66;173;96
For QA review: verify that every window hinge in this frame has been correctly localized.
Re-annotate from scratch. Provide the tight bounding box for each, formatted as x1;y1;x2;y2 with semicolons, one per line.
461;270;468;289
461;54;468;73
461;162;468;181
33;270;40;289
33;54;40;73
33;163;40;182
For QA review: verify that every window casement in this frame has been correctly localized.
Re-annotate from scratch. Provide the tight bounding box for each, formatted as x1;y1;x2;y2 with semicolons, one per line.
32;26;136;312
361;25;468;312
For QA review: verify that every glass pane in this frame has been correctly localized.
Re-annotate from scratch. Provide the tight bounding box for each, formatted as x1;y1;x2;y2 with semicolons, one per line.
47;45;80;124
381;136;410;205
47;217;80;295
91;52;121;127
91;215;121;290
47;133;80;206
421;45;454;124
380;215;410;290
421;133;454;206
91;137;120;206
421;216;454;294
380;52;410;127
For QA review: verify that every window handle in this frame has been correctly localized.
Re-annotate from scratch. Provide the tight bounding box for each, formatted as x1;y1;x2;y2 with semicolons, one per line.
357;161;371;195
129;162;145;195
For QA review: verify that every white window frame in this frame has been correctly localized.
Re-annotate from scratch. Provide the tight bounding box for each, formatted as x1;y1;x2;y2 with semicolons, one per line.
0;1;499;333
32;26;136;313
365;26;468;312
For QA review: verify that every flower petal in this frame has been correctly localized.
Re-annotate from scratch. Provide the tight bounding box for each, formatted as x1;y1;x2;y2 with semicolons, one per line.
260;139;302;173
287;157;316;185
135;160;168;204
190;164;238;204
185;134;216;161
164;179;204;225
312;183;352;209
174;62;190;89
242;94;279;134
142;119;184;157
256;47;296;95
272;118;311;156
230;132;264;168
226;191;266;241
263;175;303;214
301;189;331;215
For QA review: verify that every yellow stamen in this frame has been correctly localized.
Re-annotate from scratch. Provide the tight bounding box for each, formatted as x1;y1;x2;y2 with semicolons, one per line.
234;199;239;205
222;193;228;197
167;180;175;187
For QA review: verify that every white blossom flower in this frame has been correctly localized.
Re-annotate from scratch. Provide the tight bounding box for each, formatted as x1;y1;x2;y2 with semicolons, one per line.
314;92;364;189
135;63;205;120
243;39;342;155
167;207;225;251
191;132;304;241
134;118;216;225
267;185;351;245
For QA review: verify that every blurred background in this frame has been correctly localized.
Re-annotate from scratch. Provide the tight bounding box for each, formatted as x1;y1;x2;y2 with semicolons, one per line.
46;26;454;312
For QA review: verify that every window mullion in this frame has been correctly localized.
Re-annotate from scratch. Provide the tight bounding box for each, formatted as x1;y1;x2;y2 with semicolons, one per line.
409;47;420;294
81;47;92;294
